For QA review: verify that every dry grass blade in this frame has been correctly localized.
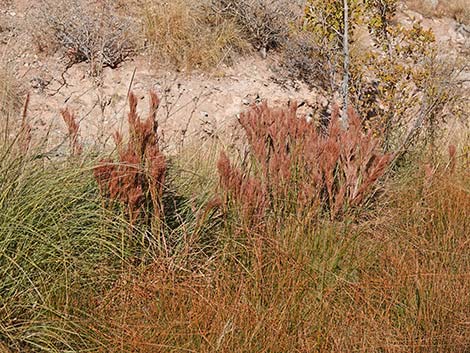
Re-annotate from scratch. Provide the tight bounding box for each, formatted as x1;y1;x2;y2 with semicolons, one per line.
61;107;83;156
141;0;248;71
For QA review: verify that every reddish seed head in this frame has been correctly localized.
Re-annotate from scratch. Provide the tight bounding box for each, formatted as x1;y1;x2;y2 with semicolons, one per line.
217;100;392;223
93;91;166;224
60;108;83;156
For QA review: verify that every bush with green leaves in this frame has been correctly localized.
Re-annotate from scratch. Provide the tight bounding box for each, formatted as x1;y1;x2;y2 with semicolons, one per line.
293;0;467;149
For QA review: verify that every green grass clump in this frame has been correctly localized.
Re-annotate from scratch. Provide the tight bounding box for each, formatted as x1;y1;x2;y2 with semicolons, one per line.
0;150;149;352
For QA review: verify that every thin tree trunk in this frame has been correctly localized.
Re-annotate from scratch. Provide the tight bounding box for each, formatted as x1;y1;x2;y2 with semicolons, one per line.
341;0;350;129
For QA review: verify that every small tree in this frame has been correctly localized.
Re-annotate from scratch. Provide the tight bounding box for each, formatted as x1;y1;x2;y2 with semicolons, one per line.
303;0;458;150
304;0;363;128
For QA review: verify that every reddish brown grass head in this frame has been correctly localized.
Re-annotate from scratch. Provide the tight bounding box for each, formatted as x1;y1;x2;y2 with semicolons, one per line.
217;101;393;224
94;91;166;226
61;107;83;156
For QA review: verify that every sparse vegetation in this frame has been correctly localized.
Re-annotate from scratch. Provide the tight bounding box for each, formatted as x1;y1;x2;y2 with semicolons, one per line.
285;0;468;150
0;63;22;137
141;0;248;71
1;88;468;351
211;0;301;56
0;0;469;352
31;0;136;74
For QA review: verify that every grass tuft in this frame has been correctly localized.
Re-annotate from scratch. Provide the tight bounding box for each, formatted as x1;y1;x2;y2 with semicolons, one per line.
141;0;249;71
0;147;151;351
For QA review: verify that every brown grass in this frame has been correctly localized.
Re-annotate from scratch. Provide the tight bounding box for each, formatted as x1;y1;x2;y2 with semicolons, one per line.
87;146;470;352
94;91;166;236
217;101;392;225
61;108;83;156
1;90;468;351
141;0;249;71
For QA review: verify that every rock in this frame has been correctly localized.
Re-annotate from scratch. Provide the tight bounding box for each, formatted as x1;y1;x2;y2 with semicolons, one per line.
426;0;438;8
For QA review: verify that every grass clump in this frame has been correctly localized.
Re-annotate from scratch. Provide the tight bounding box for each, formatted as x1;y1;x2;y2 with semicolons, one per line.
0;28;469;349
0;146;150;351
94;91;167;250
141;0;248;71
217;101;392;226
0;100;469;351
84;141;470;352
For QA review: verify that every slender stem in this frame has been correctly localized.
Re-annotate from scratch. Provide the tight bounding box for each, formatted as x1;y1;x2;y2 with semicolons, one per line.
341;0;350;129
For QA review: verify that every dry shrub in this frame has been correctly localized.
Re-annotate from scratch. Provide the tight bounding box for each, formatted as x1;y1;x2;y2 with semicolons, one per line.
94;91;166;230
86;143;469;353
141;0;248;71
31;0;135;73
217;101;393;226
279;29;343;94
280;31;332;89
211;0;300;55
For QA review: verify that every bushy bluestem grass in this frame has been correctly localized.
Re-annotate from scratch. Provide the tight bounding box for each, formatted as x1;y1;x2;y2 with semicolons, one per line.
0;89;468;352
217;102;392;229
86;142;470;353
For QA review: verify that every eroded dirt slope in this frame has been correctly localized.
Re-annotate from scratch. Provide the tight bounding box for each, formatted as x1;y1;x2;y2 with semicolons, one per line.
1;0;468;154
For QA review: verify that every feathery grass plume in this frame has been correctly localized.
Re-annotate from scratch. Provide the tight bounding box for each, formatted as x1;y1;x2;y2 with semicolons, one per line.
217;101;393;224
448;144;457;173
18;93;32;153
217;151;267;228
61;107;83;156
94;91;166;230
